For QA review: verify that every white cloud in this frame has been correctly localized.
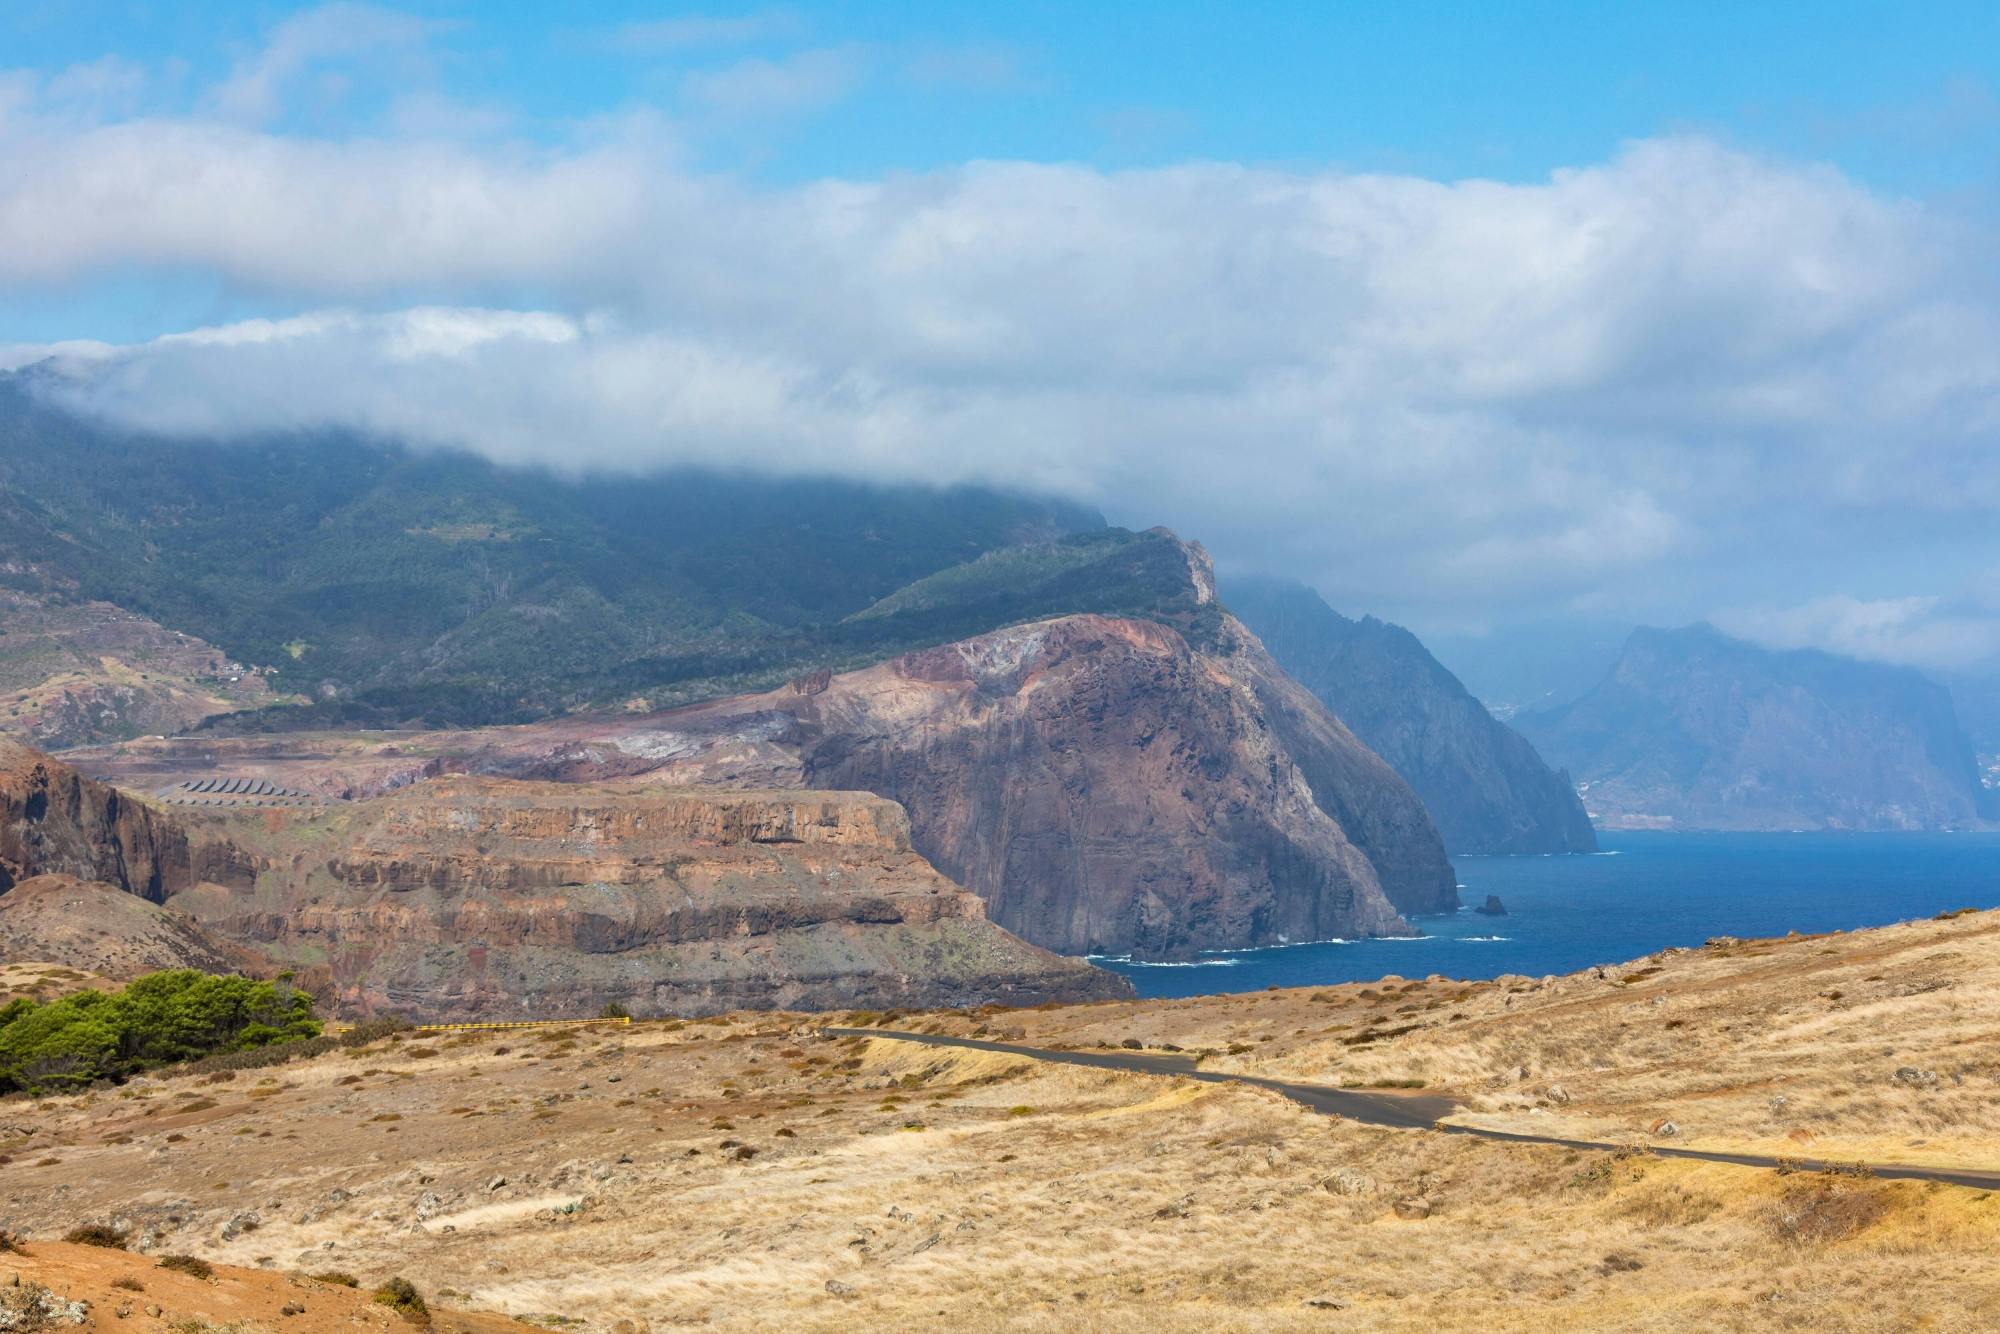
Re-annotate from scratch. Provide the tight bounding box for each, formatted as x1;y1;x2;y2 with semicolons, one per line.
3;65;1998;629
900;43;1028;92
1721;585;2000;674
601;10;806;54
680;46;868;117
209;3;438;123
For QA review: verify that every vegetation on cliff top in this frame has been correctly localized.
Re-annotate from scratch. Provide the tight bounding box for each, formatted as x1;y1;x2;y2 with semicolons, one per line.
0;385;1223;727
0;968;321;1094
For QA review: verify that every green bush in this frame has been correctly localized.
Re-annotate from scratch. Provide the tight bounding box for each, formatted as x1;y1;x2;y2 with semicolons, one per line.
0;971;323;1095
373;1277;430;1325
597;1001;631;1020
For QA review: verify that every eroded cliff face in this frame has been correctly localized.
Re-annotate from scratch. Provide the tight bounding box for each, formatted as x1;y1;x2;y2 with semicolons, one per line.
787;616;1440;956
1227;631;1467;913
0;736;199;899
169;779;1129;1018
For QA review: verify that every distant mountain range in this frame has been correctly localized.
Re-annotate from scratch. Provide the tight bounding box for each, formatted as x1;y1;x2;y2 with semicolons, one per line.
1518;623;1996;831
1226;579;1596;855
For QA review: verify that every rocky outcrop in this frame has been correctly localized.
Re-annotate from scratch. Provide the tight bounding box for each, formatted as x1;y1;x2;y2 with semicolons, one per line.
1518;624;1995;831
168;779;1128;1018
1227;578;1597;854
783;615;1435;956
0;873;256;978
1226;633;1466;914
0;736;203;899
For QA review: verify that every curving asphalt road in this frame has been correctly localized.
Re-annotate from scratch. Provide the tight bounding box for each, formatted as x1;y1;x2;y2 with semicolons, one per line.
825;1026;2000;1191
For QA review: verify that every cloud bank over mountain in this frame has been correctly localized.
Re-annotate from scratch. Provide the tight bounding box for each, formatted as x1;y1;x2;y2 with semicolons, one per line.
3;7;1998;653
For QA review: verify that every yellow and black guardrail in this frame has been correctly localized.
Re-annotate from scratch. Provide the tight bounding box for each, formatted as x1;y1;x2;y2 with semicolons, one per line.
414;1016;632;1033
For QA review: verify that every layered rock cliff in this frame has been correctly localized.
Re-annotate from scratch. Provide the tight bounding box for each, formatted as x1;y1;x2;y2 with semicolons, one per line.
1518;624;1995;831
0;740;1129;1016
170;779;1126;1018
783;616;1436;956
1227;579;1597;854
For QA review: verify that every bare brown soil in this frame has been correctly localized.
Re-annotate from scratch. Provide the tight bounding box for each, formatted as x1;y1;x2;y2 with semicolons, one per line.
0;1239;525;1333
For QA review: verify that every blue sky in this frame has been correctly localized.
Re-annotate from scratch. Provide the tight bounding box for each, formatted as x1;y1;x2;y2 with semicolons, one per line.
3;3;1999;669
7;1;1999;345
10;2;1999;188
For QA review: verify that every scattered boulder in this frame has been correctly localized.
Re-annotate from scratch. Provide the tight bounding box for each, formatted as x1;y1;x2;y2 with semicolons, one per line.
1474;895;1508;917
1650;1119;1679;1139
1392;1196;1434;1220
823;1279;855;1298
1894;1067;1939;1089
1543;1084;1571;1106
219;1211;260;1241
1321;1169;1378;1198
1;1283;90;1328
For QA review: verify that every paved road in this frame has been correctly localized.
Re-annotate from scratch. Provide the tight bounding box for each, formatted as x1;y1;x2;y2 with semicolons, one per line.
826;1027;2000;1191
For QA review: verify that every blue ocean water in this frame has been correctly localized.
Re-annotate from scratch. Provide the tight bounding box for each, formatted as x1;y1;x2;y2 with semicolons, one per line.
1095;831;2000;999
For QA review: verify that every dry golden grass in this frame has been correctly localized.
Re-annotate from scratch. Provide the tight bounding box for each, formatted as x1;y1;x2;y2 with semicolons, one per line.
0;959;117;1005
1;912;1996;1330
1239;909;2000;1171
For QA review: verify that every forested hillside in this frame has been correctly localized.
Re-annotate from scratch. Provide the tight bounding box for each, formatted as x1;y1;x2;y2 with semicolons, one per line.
0;378;1122;724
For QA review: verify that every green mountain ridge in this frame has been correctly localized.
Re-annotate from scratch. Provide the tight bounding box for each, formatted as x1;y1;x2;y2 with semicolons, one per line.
3;378;1194;728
